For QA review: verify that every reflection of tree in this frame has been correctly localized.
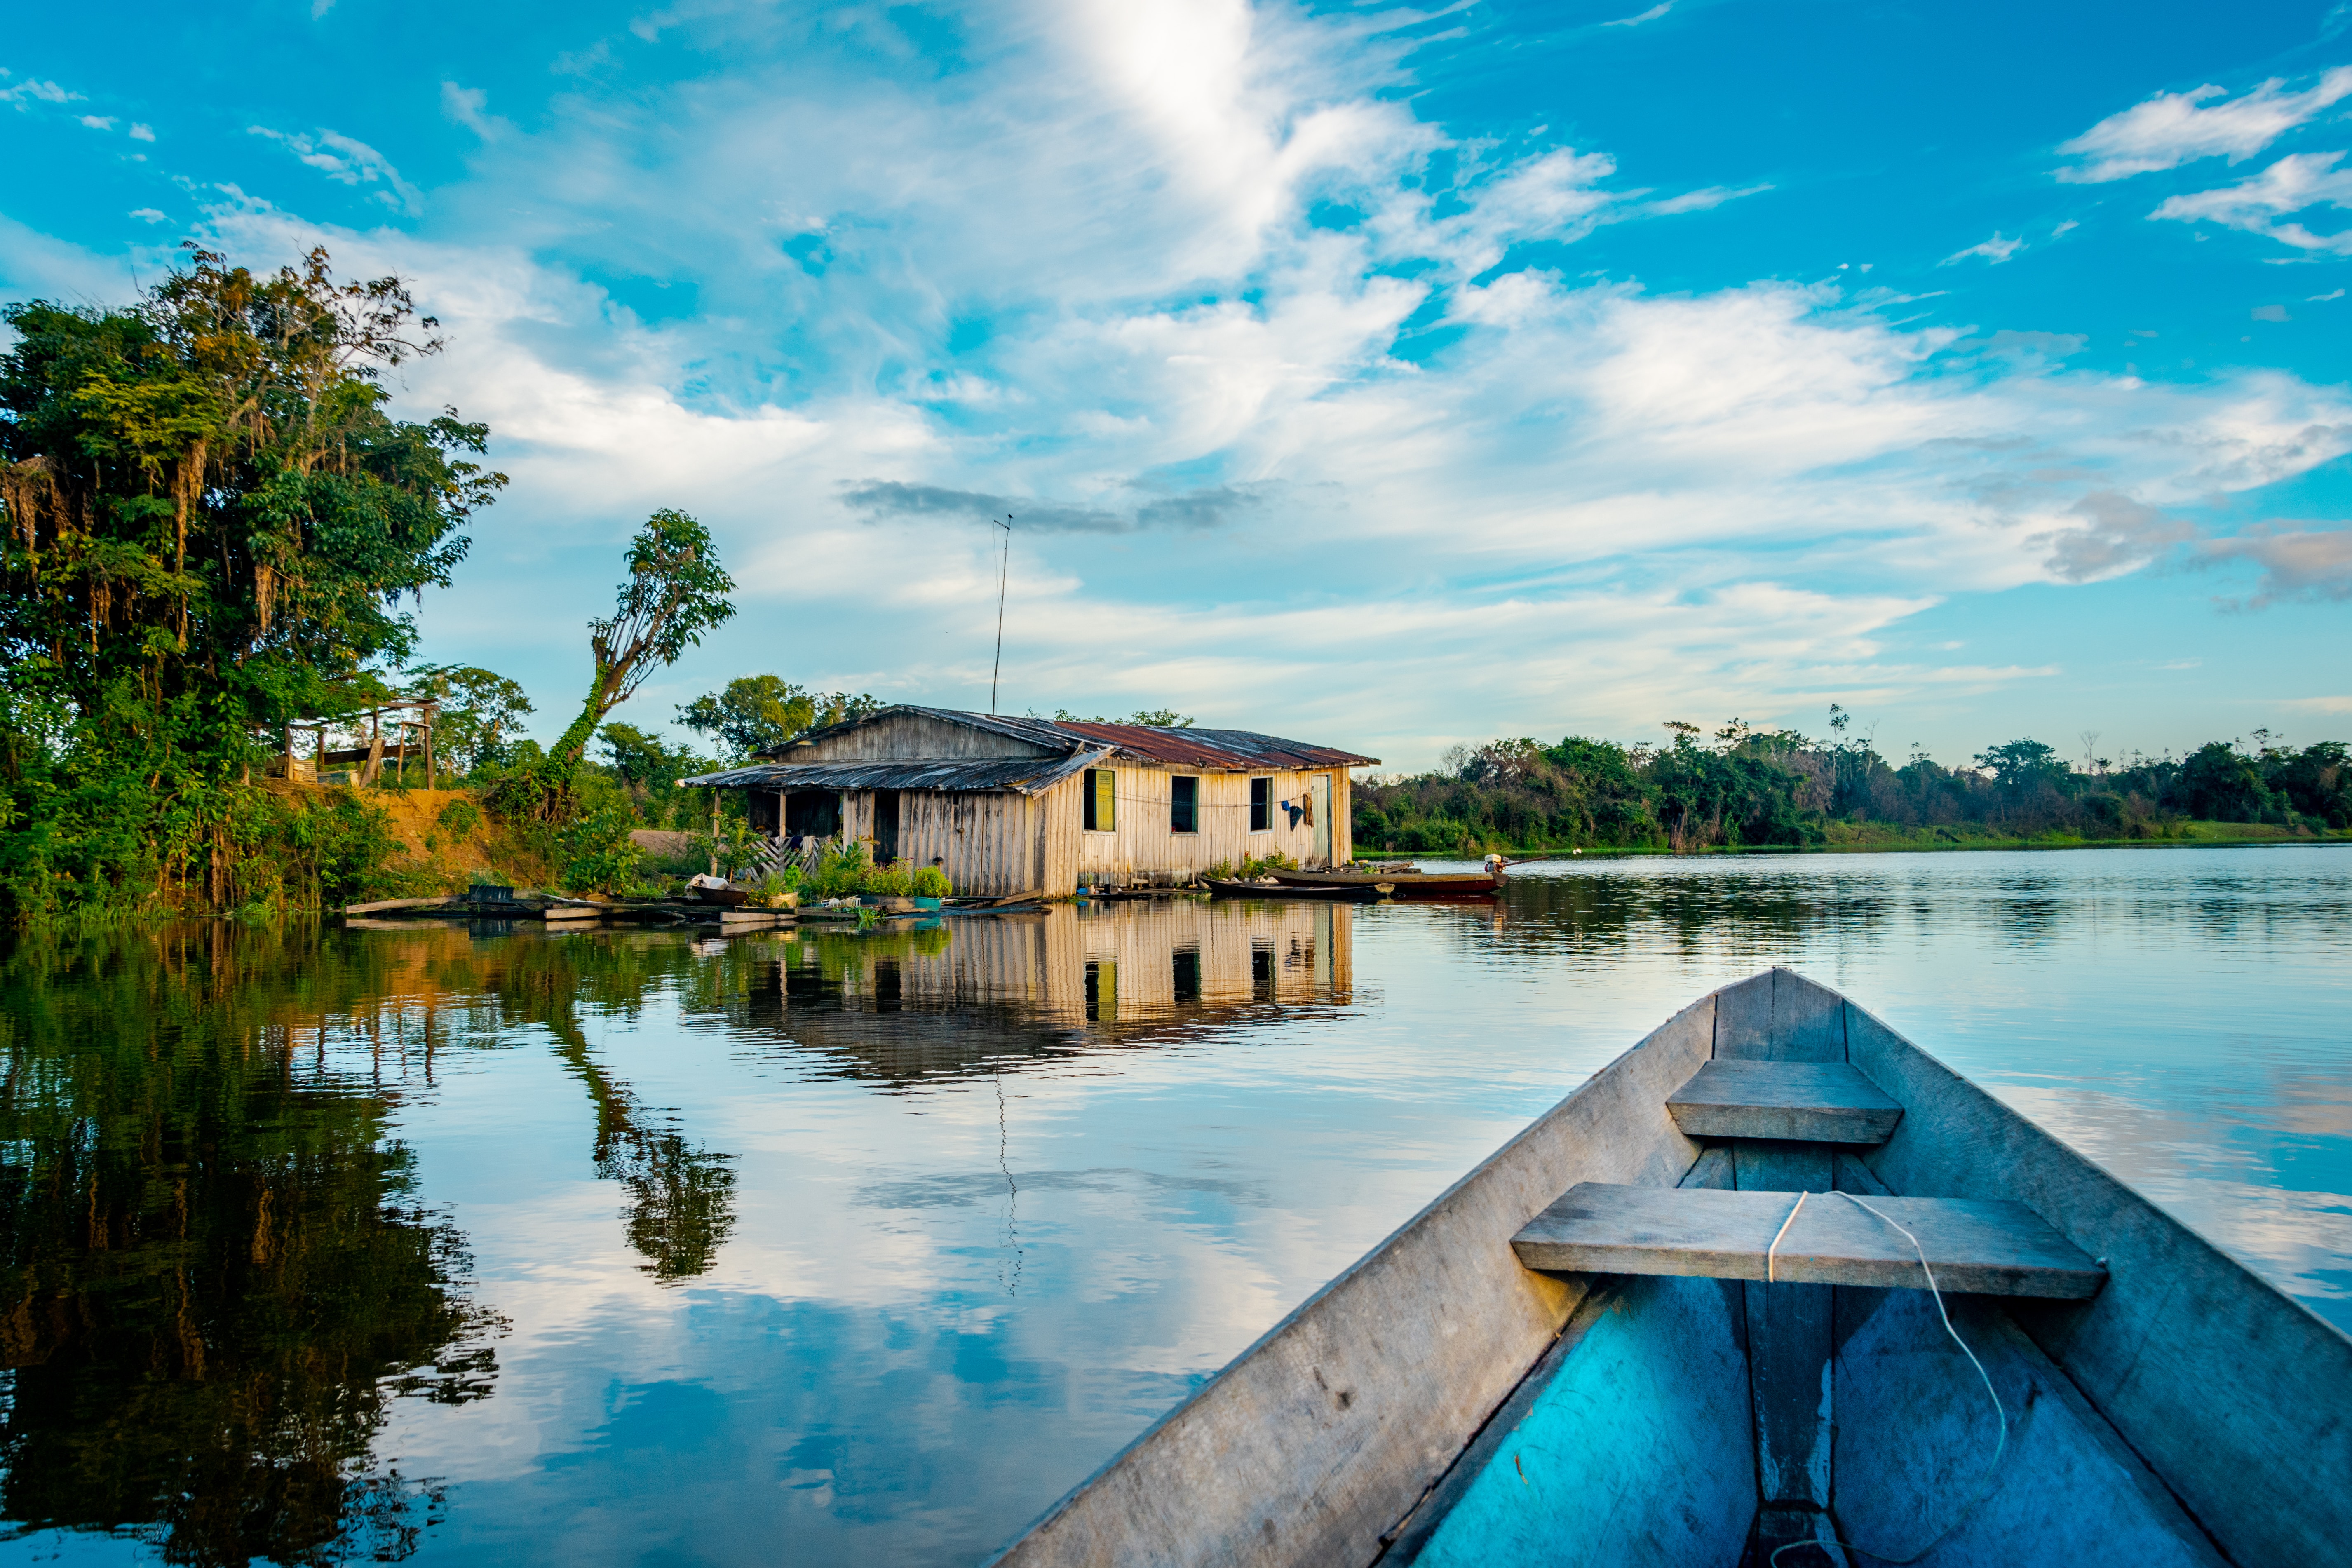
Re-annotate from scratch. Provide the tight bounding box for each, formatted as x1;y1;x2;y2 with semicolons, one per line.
468;933;736;1280
0;925;501;1568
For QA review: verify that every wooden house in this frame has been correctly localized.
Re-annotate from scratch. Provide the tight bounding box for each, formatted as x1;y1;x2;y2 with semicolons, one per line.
681;706;1378;897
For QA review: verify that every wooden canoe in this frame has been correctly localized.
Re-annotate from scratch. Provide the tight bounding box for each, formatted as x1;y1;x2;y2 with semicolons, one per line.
691;883;752;907
1271;868;1502;897
991;968;2349;1568
1205;877;1391;901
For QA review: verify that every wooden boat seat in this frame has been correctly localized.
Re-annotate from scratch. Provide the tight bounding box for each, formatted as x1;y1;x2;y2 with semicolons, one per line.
1665;1060;1903;1143
1512;1183;2106;1297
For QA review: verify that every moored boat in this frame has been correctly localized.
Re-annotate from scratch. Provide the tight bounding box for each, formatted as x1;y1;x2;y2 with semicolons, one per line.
1271;867;1502;897
991;967;2350;1568
1205;877;1391;901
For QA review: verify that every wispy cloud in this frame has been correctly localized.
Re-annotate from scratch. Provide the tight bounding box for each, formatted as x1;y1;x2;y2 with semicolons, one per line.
2150;150;2352;251
2038;491;2196;581
247;125;423;214
440;81;508;140
0;77;77;106
149;0;2352;759
2196;524;2352;606
77;114;115;130
1941;231;2023;265
1603;3;1671;26
2057;67;2352;182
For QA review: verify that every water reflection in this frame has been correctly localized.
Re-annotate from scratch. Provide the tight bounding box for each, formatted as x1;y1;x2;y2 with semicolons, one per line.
708;900;1355;1087
2;853;2344;1568
0;927;502;1568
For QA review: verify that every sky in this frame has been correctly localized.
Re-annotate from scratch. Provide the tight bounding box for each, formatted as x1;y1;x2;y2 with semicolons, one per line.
4;0;2352;772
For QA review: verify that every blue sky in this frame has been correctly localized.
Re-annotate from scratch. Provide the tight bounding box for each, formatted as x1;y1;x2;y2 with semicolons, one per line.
5;0;2351;770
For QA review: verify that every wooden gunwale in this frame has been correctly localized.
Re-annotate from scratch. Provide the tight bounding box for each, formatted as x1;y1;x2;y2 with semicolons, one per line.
988;967;2352;1568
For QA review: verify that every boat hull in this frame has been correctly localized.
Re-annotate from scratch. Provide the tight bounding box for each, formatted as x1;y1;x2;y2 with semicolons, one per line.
1271;869;1501;897
1204;877;1388;901
991;968;2352;1568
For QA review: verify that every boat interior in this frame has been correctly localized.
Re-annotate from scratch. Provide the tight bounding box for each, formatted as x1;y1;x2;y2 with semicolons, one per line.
994;969;2351;1568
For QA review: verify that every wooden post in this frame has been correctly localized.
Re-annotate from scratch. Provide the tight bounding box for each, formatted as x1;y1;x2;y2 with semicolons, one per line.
421;705;435;786
709;788;721;876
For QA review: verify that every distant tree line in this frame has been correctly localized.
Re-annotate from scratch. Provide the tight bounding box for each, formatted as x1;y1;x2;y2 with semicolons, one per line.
1354;709;2352;854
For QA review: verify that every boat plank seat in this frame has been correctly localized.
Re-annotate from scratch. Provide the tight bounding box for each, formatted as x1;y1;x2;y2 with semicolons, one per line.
1665;1060;1903;1143
1512;1182;2107;1298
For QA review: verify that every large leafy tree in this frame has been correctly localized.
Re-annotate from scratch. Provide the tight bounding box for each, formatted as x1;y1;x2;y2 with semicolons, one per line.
0;245;504;913
550;509;735;767
678;674;881;761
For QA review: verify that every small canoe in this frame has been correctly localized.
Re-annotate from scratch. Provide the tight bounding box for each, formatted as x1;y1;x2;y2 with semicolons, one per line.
1205;878;1391;901
690;884;752;908
992;968;2350;1568
1271;868;1501;897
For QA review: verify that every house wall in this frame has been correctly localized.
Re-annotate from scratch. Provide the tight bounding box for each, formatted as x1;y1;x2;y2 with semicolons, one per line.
812;899;1353;1028
1073;761;1354;883
835;786;1070;897
792;713;1054;762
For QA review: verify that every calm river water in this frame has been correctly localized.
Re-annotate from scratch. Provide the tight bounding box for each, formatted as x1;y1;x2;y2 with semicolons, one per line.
2;845;2347;1566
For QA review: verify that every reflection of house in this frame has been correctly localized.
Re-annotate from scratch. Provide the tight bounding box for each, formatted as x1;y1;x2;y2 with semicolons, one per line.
683;707;1378;896
733;901;1356;1081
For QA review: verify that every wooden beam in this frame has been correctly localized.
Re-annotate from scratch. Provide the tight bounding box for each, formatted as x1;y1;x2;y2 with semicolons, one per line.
1512;1183;2107;1298
1667;1061;1903;1144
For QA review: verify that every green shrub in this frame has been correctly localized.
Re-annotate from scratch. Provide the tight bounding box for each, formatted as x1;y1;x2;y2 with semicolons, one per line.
558;803;641;896
810;841;869;899
860;866;913;897
436;798;483;837
911;865;952;897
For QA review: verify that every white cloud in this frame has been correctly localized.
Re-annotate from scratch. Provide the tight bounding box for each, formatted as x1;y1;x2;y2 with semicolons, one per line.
78;114;115;130
1603;3;1671;25
440;81;507;140
247;124;424;214
0;77;76;105
2151;150;2352;251
129;207;166;223
129;122;154;142
2058;67;2352;182
1941;232;2022;265
142;0;2352;760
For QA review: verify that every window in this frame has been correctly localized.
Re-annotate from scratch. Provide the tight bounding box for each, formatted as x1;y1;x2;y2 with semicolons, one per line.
1173;947;1201;1002
1084;768;1116;831
1171;775;1199;833
1249;777;1272;832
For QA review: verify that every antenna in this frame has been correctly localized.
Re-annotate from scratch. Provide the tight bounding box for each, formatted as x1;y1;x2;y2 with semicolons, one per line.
989;514;1013;715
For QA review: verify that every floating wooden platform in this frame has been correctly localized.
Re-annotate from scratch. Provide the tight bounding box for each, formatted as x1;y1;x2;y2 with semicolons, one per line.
1664;1060;1903;1143
1511;1181;2107;1297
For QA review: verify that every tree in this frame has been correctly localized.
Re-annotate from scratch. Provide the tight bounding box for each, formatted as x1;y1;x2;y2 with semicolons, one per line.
408;663;533;774
0;245;504;915
550;509;735;767
677;675;883;760
1051;707;1195;727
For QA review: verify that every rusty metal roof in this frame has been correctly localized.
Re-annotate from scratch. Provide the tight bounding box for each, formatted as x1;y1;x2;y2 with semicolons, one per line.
1051;721;1378;772
681;749;1104;796
753;704;1377;774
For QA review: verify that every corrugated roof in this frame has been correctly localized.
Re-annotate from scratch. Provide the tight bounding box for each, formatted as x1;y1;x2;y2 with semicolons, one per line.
681;749;1105;795
763;705;1073;758
1052;721;1378;771
753;704;1378;773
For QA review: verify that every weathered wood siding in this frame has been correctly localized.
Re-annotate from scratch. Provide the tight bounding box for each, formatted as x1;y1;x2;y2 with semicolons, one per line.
834;788;1052;897
807;900;1352;1028
796;712;1056;762
1075;763;1354;881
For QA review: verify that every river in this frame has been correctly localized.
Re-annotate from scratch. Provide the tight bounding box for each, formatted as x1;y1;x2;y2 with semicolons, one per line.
1;844;2345;1566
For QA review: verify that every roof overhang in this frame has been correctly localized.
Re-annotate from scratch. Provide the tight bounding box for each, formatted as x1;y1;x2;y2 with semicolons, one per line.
682;749;1108;796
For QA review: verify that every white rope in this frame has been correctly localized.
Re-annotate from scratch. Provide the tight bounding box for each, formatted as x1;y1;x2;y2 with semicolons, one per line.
1767;1190;1809;1283
1763;1190;2012;1567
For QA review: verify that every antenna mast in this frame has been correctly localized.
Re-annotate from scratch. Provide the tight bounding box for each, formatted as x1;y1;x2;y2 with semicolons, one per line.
989;515;1013;715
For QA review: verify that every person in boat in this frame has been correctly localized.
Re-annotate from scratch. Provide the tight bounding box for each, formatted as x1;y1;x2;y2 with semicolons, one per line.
1483;853;1507;877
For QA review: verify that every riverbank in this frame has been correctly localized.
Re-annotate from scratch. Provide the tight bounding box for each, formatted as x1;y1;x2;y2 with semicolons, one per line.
1455;819;2352;858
